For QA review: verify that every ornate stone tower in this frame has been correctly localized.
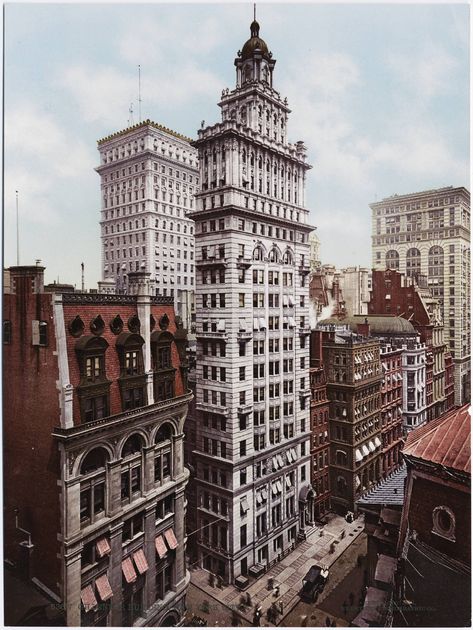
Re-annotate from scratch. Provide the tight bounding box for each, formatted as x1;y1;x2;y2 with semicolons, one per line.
189;16;316;584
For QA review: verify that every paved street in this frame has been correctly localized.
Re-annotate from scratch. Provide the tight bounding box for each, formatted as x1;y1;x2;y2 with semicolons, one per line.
282;532;367;627
187;513;365;627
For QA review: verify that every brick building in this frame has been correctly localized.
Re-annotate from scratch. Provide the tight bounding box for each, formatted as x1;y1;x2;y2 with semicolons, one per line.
369;269;454;421
397;405;471;626
309;331;331;519
317;325;384;514
3;265;192;626
371;186;470;407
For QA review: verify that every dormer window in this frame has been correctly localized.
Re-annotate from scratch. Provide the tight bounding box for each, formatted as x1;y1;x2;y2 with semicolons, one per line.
116;333;147;411
432;505;456;542
75;336;110;423
152;331;176;402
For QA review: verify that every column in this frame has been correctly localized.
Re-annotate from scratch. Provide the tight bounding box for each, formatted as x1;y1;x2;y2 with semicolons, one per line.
174;488;187;587
64;478;81;538
107;460;123;517
143;445;156;495
109;522;123;627
64;546;82;627
144;504;157;610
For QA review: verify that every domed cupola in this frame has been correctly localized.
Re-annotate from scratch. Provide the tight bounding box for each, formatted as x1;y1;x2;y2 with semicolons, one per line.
234;16;276;88
241;20;271;61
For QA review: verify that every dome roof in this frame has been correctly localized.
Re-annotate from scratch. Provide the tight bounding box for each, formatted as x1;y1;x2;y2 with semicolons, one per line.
318;315;416;335
241;20;270;61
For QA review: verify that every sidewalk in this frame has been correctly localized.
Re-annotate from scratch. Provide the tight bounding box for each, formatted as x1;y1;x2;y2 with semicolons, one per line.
189;513;365;626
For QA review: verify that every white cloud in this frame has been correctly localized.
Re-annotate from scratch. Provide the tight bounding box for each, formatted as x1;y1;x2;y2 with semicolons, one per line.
388;45;458;99
4;104;94;225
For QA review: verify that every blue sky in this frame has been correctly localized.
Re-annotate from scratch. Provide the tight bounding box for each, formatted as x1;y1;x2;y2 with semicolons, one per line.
4;2;470;288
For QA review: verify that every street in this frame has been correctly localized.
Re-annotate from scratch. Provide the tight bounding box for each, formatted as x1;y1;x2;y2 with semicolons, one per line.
282;533;368;627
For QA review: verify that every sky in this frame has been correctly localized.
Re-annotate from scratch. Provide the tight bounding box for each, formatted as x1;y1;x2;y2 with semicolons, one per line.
4;2;470;288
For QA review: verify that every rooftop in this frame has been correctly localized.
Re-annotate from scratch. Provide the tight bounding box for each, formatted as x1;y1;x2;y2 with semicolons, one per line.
357;464;407;507
97;119;194;146
370;185;470;206
403;404;471;475
318;315;416;335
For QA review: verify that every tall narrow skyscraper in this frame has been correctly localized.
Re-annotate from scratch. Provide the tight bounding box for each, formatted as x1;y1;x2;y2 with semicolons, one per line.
189;17;315;583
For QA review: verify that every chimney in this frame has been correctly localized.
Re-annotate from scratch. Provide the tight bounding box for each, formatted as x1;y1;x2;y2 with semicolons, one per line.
127;271;154;297
8;264;45;295
310;330;323;366
357;317;370;339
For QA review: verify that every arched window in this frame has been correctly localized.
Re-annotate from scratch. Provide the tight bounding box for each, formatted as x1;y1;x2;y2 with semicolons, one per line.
79;447;109;526
282;250;294;265
120;434;144;503
385;250;400;270
268;247;280;263
336;450;348;466
155;423;174;485
406;248;421;278
252;245;265;262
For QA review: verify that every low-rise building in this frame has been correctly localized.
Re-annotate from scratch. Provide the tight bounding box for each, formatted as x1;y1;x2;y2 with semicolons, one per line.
3;265;192;627
397;405;471;627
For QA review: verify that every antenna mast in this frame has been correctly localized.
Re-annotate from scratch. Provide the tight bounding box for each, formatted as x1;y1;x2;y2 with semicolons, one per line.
15;190;20;266
138;65;142;123
81;262;85;292
128;102;134;127
254;3;256;20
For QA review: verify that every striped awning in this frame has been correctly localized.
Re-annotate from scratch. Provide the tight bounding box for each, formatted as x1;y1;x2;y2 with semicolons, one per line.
155;535;167;559
95;574;113;602
164;528;178;550
133;548;149;575
95;537;111;558
81;584;97;612
374;437;382;448
362;445;370;457
122;556;137;584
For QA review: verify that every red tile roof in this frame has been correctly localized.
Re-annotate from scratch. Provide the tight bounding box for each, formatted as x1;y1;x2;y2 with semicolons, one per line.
403;405;471;474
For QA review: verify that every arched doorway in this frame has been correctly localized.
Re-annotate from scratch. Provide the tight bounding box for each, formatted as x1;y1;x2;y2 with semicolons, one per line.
161;612;179;627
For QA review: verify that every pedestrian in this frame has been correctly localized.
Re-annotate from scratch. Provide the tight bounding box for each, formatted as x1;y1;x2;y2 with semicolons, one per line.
278;600;284;615
331;621;337;627
325;616;331;626
342;600;348;616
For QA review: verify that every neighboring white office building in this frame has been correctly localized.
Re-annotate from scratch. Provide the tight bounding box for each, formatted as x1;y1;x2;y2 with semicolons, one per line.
96;120;199;330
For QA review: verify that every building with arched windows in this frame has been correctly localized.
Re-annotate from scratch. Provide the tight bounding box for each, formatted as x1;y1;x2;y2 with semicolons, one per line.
189;18;315;583
371;186;470;406
3;265;192;626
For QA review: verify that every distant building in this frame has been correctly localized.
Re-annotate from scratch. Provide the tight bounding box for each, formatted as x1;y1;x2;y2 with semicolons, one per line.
96;120;199;331
3;265;191;627
308;230;321;271
371;186;470;406
397;405;471;627
309;331;331;519
370;269;454;421
317;325;384;514
319;314;428;433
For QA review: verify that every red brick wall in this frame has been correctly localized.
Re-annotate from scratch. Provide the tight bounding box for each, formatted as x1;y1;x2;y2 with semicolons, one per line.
62;303;185;424
408;474;470;564
369;270;430;327
3;282;61;594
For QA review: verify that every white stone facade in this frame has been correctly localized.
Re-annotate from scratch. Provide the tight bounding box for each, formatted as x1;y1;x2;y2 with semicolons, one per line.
96;122;199;330
189;19;315;583
371;186;470;405
401;339;427;431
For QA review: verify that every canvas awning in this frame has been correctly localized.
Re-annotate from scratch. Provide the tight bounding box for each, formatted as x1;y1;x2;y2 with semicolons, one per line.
95;574;113;602
133;548;149;575
95;537;111;558
122;557;137;584
81;585;97;613
155;535;167;559
164;528;178;550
